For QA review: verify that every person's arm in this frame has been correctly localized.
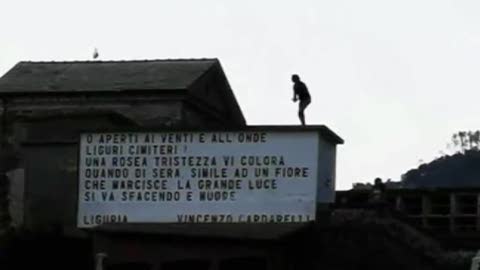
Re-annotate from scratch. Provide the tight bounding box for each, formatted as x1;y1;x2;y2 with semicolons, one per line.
292;87;298;102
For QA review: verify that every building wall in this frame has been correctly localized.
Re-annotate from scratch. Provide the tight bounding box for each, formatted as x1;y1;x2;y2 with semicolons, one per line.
316;136;337;205
7;167;24;227
187;65;245;127
4;94;185;127
15;114;142;234
1;92;234;234
23;144;78;232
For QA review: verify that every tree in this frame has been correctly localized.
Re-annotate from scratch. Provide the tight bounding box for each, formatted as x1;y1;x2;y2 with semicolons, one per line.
448;130;480;154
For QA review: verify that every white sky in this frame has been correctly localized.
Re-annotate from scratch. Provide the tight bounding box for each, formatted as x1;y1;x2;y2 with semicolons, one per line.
1;0;480;190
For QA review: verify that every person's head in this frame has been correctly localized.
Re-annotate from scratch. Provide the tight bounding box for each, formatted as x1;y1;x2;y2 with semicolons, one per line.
291;74;300;83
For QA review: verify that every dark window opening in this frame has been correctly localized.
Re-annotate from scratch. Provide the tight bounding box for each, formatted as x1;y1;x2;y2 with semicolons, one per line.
430;194;451;215
456;194;477;215
402;196;423;215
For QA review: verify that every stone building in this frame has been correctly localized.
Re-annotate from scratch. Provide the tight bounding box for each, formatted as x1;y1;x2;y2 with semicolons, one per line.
0;58;344;270
0;59;246;233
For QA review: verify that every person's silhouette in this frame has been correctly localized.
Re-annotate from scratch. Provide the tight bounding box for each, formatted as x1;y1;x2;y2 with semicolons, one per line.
291;74;311;126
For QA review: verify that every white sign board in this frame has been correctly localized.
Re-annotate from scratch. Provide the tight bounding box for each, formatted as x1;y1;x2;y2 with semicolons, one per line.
77;131;320;228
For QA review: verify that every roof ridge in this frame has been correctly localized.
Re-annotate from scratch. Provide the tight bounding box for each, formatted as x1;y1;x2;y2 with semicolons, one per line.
19;58;219;64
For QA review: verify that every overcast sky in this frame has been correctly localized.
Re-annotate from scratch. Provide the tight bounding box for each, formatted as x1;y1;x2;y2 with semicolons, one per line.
1;0;479;190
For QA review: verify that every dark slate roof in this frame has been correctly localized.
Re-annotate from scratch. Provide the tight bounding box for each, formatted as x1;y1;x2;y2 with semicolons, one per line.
0;59;218;93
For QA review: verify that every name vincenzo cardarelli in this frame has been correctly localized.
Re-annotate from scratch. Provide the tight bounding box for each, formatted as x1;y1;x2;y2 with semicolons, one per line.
82;213;312;226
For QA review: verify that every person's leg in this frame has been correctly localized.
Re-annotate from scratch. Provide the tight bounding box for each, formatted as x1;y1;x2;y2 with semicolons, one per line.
299;100;306;125
298;98;311;126
299;111;305;125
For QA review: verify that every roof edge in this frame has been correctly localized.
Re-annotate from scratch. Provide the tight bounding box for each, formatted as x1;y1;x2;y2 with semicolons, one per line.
15;58;220;65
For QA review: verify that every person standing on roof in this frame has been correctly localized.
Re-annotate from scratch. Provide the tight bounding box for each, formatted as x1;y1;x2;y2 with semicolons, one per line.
291;74;311;126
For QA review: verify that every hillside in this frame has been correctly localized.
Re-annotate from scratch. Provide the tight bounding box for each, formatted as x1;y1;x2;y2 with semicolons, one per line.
402;150;480;188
